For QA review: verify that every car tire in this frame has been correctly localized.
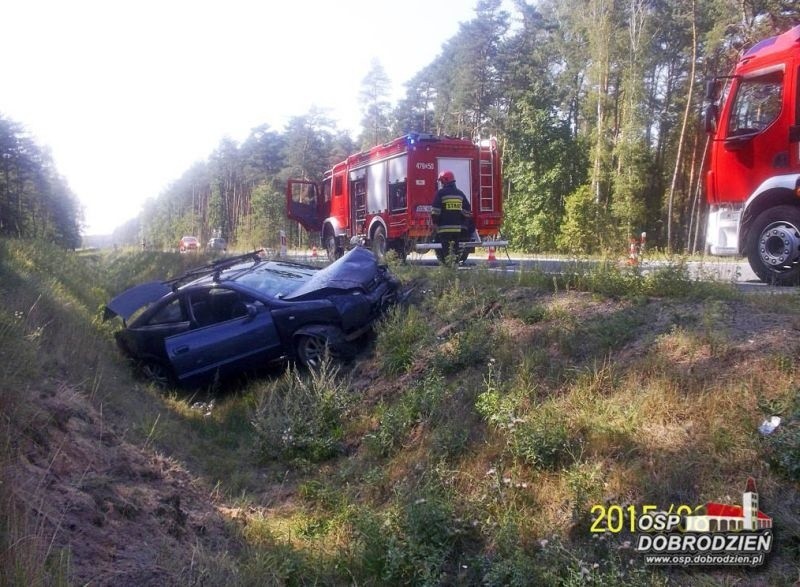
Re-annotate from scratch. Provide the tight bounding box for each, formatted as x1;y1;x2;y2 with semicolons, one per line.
140;360;175;388
295;334;330;368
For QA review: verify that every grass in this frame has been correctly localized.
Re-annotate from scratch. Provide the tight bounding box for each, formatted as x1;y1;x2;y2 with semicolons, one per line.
2;239;800;585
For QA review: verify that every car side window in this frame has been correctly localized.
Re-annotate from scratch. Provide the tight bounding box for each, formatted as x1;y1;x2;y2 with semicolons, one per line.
148;298;186;325
189;288;257;327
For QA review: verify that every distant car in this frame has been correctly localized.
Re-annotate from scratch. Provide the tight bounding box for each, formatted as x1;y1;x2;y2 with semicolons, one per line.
207;237;227;252
103;247;400;386
179;236;199;253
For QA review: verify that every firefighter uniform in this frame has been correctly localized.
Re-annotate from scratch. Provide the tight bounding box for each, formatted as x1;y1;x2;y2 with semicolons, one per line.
431;181;471;261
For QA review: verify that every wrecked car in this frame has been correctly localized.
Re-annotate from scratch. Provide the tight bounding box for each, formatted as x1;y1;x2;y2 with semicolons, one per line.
104;247;400;386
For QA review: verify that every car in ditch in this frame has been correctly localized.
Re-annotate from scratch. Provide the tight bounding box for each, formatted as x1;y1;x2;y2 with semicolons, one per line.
103;247;400;386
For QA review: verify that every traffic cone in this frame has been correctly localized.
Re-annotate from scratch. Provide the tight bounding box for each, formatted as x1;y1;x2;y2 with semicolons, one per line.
627;238;638;266
488;246;497;265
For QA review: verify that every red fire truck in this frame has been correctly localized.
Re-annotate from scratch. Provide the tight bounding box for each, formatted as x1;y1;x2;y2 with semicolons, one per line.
286;133;503;262
704;25;800;284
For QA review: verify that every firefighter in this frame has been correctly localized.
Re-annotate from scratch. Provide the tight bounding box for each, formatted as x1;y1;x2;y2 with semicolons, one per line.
431;170;472;263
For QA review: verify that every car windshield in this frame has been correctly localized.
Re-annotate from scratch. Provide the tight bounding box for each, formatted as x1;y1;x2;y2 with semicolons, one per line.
228;261;318;298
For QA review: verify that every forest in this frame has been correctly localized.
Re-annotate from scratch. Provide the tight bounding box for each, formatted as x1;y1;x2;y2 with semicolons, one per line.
0;116;81;249
2;0;798;254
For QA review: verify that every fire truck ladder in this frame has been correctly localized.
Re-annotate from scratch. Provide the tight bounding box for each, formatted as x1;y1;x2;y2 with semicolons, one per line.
478;140;495;212
414;139;508;258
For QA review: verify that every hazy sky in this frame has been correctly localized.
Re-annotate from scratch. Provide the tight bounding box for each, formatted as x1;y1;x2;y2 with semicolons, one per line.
2;0;493;234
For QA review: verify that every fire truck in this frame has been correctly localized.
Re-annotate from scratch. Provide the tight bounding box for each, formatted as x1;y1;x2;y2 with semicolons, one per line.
704;25;800;284
286;133;504;262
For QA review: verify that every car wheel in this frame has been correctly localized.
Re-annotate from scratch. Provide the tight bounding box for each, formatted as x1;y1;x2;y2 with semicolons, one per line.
140;360;174;388
295;334;330;368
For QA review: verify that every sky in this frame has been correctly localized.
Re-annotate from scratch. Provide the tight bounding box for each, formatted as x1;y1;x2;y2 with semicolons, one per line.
2;0;496;235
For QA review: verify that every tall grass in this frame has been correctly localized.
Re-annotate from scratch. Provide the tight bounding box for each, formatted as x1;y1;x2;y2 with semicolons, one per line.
3;241;799;585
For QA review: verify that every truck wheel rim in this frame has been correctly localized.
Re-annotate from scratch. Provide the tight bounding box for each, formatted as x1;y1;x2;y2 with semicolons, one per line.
759;221;800;268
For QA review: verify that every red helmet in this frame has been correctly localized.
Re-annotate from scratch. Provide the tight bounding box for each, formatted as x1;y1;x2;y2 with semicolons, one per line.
438;170;455;184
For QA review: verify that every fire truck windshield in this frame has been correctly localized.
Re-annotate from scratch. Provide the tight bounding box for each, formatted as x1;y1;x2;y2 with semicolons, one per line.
727;71;783;137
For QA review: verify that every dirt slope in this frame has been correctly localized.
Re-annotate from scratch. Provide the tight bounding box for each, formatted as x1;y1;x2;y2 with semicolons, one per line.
10;380;237;586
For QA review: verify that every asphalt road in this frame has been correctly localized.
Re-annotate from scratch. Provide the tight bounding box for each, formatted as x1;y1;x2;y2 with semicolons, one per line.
404;251;800;293
287;249;797;292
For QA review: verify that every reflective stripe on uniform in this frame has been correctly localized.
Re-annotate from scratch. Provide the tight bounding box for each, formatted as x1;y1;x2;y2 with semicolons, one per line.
441;196;463;211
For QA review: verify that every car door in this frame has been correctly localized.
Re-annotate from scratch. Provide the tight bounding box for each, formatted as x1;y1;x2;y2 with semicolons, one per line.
710;69;789;204
124;295;192;360
164;287;282;381
286;179;326;232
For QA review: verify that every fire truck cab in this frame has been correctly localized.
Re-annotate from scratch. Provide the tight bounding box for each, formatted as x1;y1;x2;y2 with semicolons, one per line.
704;25;800;284
287;133;503;262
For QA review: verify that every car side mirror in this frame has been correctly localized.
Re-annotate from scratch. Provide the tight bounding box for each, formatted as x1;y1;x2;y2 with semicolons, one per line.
703;104;718;134
704;79;718;102
244;303;258;321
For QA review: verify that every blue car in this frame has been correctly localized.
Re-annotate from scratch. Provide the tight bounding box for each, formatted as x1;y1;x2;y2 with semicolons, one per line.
104;247;400;386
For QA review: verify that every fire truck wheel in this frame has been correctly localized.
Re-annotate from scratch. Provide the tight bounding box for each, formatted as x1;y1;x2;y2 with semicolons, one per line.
746;205;800;285
371;225;387;260
324;229;342;261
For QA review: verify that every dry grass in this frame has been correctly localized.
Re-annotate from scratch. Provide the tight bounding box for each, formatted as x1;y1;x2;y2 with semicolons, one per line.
3;241;800;585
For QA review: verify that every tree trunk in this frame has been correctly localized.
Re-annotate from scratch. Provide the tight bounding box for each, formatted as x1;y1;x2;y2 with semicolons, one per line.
666;0;697;251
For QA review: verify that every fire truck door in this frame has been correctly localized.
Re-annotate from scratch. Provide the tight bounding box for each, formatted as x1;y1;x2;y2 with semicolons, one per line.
713;70;790;203
437;158;472;208
287;179;323;232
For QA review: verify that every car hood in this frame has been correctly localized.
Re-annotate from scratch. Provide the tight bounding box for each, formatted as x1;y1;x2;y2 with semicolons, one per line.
103;281;172;321
283;247;386;300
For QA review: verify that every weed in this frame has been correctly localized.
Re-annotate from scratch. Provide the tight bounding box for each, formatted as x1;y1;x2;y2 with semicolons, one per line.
376;305;431;375
351;487;473;586
509;405;576;470
434;318;497;375
763;395;800;481
477;367;577;470
514;304;548;324
366;371;447;457
252;358;352;464
565;462;603;526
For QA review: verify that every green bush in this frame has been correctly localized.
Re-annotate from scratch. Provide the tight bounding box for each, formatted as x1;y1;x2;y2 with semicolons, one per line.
476;368;575;470
509;406;575;470
251;359;352;463
351;492;468;586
